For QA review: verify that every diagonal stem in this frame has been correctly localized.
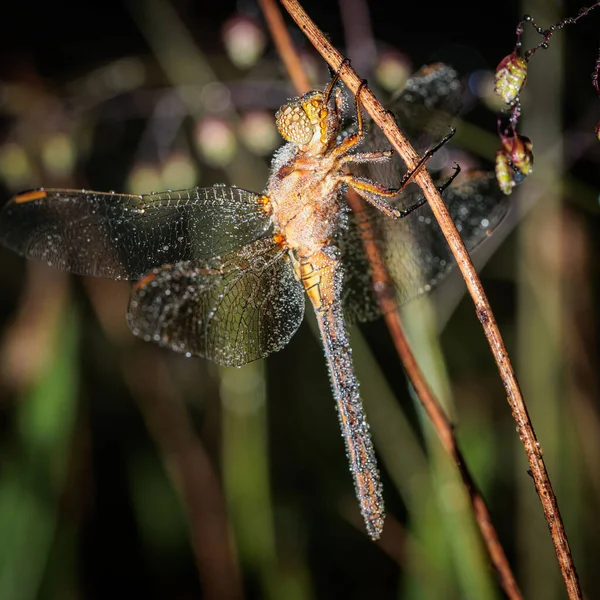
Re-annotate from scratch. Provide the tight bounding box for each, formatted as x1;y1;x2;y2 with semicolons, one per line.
257;0;312;94
259;0;522;596
272;0;581;598
347;187;522;599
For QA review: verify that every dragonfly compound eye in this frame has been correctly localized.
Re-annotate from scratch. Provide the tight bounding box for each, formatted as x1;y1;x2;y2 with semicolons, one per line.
275;103;315;145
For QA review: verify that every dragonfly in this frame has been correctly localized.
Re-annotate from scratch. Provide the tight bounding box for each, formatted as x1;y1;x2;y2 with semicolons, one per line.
0;63;509;540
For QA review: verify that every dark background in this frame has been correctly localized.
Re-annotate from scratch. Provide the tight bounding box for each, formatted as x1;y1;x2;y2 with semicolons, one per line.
0;1;599;599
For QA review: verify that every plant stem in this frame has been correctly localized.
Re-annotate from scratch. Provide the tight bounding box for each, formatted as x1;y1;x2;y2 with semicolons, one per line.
277;1;582;598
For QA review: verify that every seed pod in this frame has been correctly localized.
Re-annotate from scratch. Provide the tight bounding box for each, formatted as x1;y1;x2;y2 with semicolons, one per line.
495;52;528;104
495;132;534;195
495;150;515;195
501;133;533;176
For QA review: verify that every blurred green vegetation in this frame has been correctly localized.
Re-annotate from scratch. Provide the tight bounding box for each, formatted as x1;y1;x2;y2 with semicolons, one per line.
0;0;599;599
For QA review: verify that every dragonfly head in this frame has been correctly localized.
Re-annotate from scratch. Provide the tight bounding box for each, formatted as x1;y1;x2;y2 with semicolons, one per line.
275;89;340;150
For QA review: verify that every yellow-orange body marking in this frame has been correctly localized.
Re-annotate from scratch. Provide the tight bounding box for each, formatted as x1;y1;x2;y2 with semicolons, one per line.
135;272;157;290
14;189;48;203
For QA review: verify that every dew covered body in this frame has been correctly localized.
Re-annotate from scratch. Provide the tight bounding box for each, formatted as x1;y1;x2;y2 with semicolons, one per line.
0;64;509;540
263;81;396;537
267;144;345;257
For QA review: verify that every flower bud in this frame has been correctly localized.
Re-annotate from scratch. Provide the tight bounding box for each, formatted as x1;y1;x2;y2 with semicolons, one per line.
501;133;533;176
495;151;515;195
495;53;527;104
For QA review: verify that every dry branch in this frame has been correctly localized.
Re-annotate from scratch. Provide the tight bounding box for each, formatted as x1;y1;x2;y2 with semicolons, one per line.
275;1;582;598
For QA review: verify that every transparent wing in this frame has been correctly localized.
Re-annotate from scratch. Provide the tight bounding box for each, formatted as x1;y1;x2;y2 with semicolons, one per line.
0;186;271;280
339;63;509;322
127;237;305;367
340;172;509;323
356;63;463;187
387;62;463;150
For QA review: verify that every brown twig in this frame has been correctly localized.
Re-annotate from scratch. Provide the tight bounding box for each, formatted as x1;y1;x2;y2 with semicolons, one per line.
259;0;520;595
348;189;523;600
277;1;582;598
257;0;312;94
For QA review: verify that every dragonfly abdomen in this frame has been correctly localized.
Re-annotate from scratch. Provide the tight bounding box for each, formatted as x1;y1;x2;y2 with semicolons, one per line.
315;295;385;540
296;248;385;539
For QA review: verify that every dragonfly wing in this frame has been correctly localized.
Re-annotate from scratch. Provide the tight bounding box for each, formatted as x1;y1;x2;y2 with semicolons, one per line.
0;186;271;280
387;62;463;150
127;237;305;367
337;207;382;323
340;172;509;323
356;63;463;188
340;63;509;322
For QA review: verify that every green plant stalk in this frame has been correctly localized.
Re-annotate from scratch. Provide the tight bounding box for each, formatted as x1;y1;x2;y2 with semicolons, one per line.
0;305;80;600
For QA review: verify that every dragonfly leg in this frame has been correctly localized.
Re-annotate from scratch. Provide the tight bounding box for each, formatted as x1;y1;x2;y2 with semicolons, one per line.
341;161;461;219
326;79;369;158
341;150;393;165
391;163;463;217
324;57;351;105
339;174;405;219
399;163;462;215
437;162;461;191
394;127;456;190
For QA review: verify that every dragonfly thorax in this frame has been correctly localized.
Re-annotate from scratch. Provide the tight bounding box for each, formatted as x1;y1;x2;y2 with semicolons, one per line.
266;147;346;256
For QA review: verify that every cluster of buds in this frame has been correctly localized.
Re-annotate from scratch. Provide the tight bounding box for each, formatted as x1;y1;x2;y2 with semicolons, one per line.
493;6;600;194
495;132;533;195
494;52;531;194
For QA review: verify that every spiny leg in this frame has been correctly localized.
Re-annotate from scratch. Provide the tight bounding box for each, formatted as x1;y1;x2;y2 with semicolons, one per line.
393;127;456;190
437;162;462;191
338;175;405;218
341;150;393;165
326;78;370;159
341;162;462;219
338;127;458;217
394;163;462;218
335;85;455;165
324;56;351;105
348;125;456;186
